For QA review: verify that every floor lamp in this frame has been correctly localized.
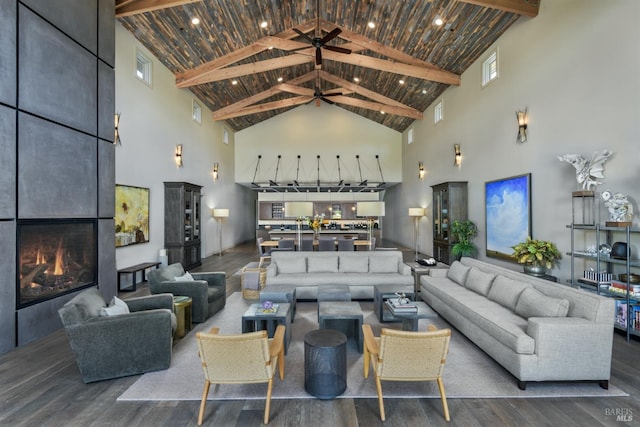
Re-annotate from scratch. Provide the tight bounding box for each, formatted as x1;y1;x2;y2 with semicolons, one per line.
212;209;229;256
408;208;425;260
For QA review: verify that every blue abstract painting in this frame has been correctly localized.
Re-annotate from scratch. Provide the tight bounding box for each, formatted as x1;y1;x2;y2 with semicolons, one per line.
485;174;531;260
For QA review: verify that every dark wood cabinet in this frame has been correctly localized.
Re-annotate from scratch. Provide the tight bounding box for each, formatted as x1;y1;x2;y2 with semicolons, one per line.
431;181;468;265
164;182;202;269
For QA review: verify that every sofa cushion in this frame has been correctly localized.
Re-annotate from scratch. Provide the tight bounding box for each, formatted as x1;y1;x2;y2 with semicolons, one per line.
100;296;130;316
174;272;194;281
369;255;397;273
487;275;531;311
464;267;496;296
277;257;307;274
308;256;338;273
339;256;369;273
447;261;470;285
515;287;570;318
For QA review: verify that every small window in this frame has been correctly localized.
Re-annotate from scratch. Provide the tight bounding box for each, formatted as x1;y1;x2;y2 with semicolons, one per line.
135;48;152;87
192;99;202;124
434;99;443;124
223;128;229;144
407;128;414;144
482;50;498;86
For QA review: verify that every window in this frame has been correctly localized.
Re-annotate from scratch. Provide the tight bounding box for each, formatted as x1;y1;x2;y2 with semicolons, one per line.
135;48;152;87
192;99;202;124
223;128;229;144
407;128;414;144
482;50;498;86
434;99;443;124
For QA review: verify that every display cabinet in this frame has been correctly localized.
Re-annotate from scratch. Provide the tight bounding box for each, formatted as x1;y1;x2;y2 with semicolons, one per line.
164;182;202;269
568;223;639;341
431;182;468;265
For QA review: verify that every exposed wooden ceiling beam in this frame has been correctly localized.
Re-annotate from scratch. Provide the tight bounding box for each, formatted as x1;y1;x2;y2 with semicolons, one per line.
457;0;539;17
213;97;312;121
317;70;407;108
115;0;203;18
328;96;422;119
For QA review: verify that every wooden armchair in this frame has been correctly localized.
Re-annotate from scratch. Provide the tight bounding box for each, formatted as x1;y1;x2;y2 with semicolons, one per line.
362;324;451;422
196;325;286;425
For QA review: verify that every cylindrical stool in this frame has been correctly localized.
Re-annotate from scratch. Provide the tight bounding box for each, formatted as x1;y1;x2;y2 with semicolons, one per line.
304;329;347;399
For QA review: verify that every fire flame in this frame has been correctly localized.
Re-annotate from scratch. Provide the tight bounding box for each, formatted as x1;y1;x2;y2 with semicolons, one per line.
54;239;64;275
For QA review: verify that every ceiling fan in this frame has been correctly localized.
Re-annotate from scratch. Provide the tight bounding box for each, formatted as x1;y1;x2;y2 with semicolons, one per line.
292;0;351;66
306;70;342;106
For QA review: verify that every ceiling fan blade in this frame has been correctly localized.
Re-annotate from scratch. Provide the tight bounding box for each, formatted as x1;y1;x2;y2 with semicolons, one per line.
320;96;335;105
323;92;342;97
320;28;342;44
315;47;322;66
293;28;313;44
324;45;352;55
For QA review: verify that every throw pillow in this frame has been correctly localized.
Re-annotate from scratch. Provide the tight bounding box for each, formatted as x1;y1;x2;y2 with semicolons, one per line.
174;272;194;281
464;268;496;296
368;256;398;273
447;261;470;286
100;296;130;316
277;257;307;274
515;287;570;318
308;256;339;273
339;256;369;273
487;275;531;311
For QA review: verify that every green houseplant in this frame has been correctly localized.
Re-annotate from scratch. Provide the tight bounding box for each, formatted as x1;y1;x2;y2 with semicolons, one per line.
511;237;562;276
450;220;478;260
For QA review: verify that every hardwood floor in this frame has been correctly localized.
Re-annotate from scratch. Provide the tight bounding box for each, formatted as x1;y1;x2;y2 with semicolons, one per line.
1;241;639;426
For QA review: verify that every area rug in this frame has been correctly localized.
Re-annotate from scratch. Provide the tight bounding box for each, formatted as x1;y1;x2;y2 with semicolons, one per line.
118;293;627;401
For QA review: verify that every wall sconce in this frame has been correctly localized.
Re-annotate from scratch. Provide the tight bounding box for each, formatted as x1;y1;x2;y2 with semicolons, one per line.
418;162;425;179
113;113;121;145
212;163;219;181
516;109;528;143
175;144;183;167
453;144;461;167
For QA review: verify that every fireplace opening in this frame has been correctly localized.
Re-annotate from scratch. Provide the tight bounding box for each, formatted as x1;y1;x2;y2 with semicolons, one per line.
17;219;97;308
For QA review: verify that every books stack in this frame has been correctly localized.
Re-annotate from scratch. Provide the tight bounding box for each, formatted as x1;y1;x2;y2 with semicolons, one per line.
578;270;612;286
385;298;418;314
609;280;640;296
255;303;279;315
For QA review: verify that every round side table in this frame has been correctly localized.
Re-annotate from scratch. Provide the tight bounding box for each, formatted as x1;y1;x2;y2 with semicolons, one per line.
173;295;192;338
304;329;347;399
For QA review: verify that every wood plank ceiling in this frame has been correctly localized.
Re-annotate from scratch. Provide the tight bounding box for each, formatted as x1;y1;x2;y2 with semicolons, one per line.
116;0;538;133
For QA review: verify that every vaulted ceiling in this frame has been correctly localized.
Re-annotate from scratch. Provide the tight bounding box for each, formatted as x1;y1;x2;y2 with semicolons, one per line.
116;0;538;133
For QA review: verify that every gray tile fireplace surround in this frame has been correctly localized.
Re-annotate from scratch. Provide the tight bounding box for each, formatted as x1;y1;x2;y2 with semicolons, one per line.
0;0;116;354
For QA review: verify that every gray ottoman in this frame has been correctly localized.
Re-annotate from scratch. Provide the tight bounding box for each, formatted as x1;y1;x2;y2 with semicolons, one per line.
317;284;351;302
260;287;297;322
318;301;364;353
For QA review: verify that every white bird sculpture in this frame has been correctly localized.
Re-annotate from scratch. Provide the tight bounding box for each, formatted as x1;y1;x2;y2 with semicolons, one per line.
557;149;613;191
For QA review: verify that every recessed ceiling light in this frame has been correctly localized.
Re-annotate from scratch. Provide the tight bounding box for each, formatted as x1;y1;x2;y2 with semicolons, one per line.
260;21;268;29
380;110;385;115
422;89;427;94
231;79;238;85
277;77;283;82
191;17;200;25
368;21;375;29
433;16;444;26
399;79;405;85
353;77;360;82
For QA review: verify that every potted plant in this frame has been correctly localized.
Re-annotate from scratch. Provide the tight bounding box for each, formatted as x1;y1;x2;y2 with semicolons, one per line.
450;220;478;260
511;237;562;276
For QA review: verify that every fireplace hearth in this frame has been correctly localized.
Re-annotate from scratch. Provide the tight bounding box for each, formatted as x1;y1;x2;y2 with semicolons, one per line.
18;220;97;308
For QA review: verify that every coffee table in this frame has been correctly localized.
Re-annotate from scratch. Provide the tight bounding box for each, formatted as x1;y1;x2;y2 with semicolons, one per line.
260;287;297;322
373;284;415;323
241;303;291;354
383;301;438;331
317;301;363;353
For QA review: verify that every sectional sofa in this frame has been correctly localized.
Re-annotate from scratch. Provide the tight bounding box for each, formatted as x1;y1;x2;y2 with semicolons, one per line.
265;251;414;299
420;257;615;389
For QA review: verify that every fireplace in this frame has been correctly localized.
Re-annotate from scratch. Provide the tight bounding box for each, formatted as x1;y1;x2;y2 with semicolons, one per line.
17;219;97;308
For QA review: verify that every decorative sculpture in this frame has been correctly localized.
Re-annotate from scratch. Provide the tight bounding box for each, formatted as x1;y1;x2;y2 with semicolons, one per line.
601;190;633;223
557;149;613;191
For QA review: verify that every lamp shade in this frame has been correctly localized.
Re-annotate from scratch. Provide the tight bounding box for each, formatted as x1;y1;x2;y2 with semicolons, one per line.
284;201;313;218
356;201;385;217
212;208;229;218
408;208;425;217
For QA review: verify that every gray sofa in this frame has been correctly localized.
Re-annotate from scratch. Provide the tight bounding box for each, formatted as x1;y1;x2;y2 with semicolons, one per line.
147;263;226;323
266;251;413;299
58;287;175;383
420;257;615;389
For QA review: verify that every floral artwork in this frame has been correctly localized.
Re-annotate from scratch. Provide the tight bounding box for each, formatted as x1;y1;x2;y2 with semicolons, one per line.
115;185;150;247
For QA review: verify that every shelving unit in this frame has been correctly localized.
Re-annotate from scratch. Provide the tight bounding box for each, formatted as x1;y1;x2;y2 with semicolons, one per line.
164;182;202;270
568;223;638;341
431;181;468;265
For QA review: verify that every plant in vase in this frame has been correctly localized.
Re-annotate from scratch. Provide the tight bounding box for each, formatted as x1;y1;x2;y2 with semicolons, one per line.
511;237;561;276
307;214;325;239
450;220;478;260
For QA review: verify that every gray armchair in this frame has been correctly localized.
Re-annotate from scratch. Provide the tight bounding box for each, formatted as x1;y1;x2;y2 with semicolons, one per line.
147;263;226;323
58;287;175;383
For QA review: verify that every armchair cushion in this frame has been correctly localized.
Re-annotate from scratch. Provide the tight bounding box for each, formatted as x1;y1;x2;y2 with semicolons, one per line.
174;272;194;281
100;296;130;316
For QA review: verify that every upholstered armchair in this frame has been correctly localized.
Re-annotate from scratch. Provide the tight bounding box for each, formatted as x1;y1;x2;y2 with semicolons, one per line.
196;325;286;425
147;263;226;323
362;324;452;421
58;287;175;383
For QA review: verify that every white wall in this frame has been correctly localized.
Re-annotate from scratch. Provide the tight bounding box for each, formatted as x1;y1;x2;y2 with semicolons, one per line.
114;22;255;269
388;0;640;281
235;103;402;184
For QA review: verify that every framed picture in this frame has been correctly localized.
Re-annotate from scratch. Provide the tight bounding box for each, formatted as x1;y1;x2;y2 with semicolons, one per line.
115;184;150;248
485;173;531;261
